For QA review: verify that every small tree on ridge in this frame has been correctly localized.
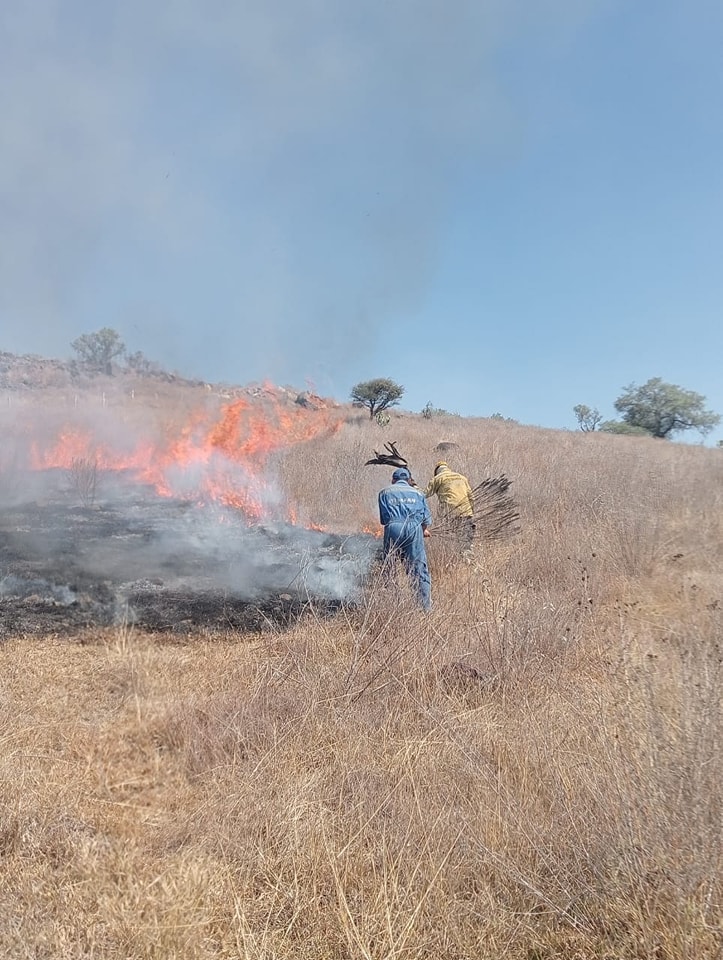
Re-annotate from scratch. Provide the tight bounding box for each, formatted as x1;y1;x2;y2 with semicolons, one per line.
71;327;126;375
573;404;602;432
350;378;404;419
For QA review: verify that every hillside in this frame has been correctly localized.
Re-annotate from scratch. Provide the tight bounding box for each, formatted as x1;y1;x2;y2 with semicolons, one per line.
0;362;721;958
0;347;323;404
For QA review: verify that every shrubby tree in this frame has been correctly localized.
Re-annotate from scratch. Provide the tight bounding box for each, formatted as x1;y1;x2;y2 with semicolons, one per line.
611;378;720;439
125;350;162;375
350;378;404;419
422;401;454;419
573;404;602;432
599;420;651;437
71;327;126;375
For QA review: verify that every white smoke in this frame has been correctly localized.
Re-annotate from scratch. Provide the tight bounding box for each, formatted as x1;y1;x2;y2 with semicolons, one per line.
0;1;607;384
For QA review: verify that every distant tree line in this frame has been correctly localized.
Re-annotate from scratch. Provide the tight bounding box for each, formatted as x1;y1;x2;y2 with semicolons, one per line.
67;347;718;443
70;328;162;377
350;373;719;442
574;378;720;439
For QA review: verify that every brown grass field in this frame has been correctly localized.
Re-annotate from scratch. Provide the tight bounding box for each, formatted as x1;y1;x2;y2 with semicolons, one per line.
1;389;721;959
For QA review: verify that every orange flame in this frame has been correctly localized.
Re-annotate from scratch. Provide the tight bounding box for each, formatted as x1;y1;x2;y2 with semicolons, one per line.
361;524;382;538
27;393;343;522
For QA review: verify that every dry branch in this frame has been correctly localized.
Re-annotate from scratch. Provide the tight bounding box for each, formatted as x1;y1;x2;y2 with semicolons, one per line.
70;456;98;508
365;440;409;471
432;475;520;544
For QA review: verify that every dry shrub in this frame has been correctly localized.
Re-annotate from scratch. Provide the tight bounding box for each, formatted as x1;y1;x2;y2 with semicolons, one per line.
70;454;99;507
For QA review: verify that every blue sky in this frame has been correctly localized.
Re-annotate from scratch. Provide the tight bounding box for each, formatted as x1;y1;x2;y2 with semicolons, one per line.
2;1;721;441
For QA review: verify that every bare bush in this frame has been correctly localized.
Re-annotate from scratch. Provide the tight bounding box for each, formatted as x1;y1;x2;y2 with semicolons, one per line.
70;455;98;507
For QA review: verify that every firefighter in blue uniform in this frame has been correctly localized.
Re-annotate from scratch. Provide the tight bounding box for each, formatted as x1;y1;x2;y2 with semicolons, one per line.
378;467;432;610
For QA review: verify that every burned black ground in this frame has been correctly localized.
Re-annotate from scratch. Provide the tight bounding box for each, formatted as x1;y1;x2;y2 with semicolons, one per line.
0;478;376;637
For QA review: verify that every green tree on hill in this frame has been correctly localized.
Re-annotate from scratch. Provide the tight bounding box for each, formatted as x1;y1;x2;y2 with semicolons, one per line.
573;404;602;432
605;378;720;439
350;378;404;419
71;327;126;375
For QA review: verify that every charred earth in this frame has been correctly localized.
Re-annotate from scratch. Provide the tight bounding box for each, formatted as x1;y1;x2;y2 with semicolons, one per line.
0;476;378;637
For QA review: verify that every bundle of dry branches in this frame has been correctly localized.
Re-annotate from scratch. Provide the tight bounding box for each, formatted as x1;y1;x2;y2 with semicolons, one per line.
431;475;520;543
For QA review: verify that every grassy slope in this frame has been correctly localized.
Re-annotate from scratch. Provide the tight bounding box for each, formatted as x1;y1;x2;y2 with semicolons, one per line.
1;392;721;959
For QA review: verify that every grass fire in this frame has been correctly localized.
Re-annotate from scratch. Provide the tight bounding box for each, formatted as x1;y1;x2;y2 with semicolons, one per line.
1;383;374;636
0;368;721;958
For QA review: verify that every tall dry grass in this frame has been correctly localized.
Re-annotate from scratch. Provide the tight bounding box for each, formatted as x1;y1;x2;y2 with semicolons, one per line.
1;410;721;958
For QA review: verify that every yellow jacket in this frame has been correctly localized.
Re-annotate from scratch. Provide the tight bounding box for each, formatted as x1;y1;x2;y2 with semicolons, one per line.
424;465;474;517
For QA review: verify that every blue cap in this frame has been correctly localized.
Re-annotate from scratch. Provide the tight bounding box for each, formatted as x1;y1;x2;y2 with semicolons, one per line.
392;467;410;482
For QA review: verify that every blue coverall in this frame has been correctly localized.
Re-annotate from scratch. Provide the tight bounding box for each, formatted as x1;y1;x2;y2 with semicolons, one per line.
378;480;432;610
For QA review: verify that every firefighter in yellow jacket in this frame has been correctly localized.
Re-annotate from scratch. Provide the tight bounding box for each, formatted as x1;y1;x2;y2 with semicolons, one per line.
424;461;476;544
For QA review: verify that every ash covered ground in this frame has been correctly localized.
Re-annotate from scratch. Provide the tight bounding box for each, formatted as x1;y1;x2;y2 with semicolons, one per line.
0;473;378;637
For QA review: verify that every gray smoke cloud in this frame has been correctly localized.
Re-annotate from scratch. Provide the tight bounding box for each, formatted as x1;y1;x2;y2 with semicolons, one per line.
0;0;605;387
0;473;379;635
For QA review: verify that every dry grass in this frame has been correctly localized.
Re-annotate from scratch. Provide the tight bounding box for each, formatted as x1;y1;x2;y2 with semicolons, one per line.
1;407;722;958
